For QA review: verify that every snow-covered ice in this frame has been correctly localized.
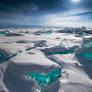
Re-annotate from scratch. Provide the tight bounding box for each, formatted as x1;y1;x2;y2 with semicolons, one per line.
0;28;92;92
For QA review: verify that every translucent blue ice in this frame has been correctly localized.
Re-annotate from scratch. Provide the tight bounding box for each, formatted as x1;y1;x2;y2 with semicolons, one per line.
48;50;74;55
82;33;88;36
45;30;53;34
0;53;17;63
29;68;61;84
82;42;92;48
82;51;92;58
0;30;9;35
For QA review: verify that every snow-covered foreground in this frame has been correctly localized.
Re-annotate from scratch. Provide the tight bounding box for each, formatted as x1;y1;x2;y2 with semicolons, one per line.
0;28;92;92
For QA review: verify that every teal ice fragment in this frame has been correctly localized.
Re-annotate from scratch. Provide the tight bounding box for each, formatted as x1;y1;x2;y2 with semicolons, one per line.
34;30;52;35
82;42;92;48
45;30;53;34
82;51;92;58
34;31;43;35
48;50;74;55
0;30;9;35
25;31;30;34
81;27;87;31
26;47;33;51
68;30;73;33
0;53;8;61
7;53;17;59
0;53;17;63
82;33;88;36
29;68;61;84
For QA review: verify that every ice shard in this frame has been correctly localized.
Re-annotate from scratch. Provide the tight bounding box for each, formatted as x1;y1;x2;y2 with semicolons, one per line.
82;51;92;58
0;30;9;35
45;30;53;34
0;53;8;62
0;53;17;63
82;33;88;36
48;50;74;55
29;68;61;84
81;27;87;31
82;42;92;48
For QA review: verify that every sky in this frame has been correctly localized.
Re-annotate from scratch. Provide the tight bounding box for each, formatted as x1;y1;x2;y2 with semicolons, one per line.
0;0;92;27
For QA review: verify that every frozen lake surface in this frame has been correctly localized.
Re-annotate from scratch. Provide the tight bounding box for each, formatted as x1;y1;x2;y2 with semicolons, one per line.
0;28;92;92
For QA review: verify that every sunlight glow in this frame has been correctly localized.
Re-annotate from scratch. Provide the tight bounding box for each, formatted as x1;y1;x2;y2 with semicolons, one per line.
71;0;80;3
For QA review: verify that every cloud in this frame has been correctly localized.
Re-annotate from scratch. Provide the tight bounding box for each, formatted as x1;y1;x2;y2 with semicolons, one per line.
39;9;92;27
0;8;92;28
0;0;92;28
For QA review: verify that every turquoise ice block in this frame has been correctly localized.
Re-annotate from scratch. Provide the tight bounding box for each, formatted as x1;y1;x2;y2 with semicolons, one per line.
29;68;62;84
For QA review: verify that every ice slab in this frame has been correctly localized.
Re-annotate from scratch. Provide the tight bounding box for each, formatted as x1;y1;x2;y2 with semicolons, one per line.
82;51;92;58
47;50;74;55
82;42;92;48
0;52;17;63
29;68;61;84
0;30;9;35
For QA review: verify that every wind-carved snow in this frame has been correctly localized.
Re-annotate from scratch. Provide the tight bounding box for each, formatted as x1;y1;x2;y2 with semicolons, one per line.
0;28;92;92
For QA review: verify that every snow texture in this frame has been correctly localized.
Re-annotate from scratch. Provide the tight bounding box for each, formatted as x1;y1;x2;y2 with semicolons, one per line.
0;28;92;92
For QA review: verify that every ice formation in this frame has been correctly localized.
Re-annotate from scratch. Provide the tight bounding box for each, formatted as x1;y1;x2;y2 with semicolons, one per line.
82;33;88;36
82;42;92;48
82;51;92;58
0;27;92;92
0;30;9;35
0;52;17;63
47;49;74;55
29;68;61;84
